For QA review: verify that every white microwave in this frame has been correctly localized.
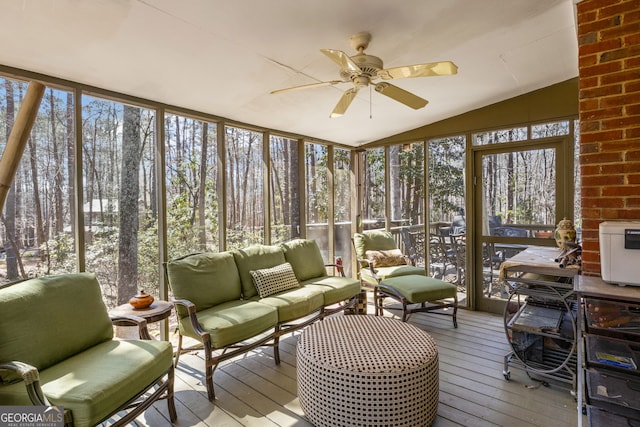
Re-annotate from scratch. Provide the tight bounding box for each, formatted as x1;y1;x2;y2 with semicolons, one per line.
599;221;640;286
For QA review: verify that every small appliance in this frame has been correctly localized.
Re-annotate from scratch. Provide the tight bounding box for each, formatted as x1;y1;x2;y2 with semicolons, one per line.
599;221;640;286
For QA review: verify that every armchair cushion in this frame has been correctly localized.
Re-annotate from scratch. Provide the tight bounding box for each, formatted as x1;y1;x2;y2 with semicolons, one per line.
250;262;300;298
280;239;327;281
0;340;172;427
365;249;408;267
166;251;241;316
0;273;113;374
353;231;398;261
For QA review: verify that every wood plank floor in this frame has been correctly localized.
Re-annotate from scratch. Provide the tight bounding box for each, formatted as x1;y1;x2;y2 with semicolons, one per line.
128;298;585;426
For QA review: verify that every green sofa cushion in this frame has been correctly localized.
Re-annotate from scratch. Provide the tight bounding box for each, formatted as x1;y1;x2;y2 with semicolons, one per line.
0;339;173;427
280;239;327;281
233;245;286;299
166;251;242;316
0;273;113;374
360;264;426;285
353;230;398;261
379;275;457;303
253;286;325;323
179;299;278;348
301;276;361;306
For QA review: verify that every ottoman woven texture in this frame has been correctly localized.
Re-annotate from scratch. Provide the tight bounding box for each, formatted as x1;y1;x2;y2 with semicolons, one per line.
296;315;439;427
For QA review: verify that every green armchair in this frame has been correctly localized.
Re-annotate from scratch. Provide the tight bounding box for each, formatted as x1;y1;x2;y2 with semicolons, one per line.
0;273;177;427
354;230;458;325
353;230;426;287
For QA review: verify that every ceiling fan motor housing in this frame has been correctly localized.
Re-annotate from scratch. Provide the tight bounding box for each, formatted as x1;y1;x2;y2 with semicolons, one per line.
340;54;384;85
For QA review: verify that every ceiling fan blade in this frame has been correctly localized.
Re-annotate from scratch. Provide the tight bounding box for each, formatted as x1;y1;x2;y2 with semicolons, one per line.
270;80;345;94
330;87;359;118
378;61;458;80
374;82;428;110
320;49;362;73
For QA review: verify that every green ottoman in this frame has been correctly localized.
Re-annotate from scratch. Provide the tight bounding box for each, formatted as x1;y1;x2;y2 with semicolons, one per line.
377;275;458;327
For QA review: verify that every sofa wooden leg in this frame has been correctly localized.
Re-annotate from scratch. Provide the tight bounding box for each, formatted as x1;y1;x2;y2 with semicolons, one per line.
204;343;216;401
273;331;281;365
167;365;178;422
174;334;183;367
453;297;459;329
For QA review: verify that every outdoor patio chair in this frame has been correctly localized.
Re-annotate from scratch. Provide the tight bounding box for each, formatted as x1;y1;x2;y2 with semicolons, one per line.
400;227;426;267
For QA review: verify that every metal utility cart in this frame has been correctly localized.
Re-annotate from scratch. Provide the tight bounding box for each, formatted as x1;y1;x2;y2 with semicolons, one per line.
500;246;580;392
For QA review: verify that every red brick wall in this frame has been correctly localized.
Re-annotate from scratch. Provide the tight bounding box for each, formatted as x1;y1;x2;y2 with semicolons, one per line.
577;0;640;275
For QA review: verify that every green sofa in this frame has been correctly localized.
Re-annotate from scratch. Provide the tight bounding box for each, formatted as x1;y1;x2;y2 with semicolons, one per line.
0;273;176;427
165;238;362;401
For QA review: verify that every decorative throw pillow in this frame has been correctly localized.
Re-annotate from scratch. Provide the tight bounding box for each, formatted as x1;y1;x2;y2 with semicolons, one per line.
250;262;300;298
365;249;408;267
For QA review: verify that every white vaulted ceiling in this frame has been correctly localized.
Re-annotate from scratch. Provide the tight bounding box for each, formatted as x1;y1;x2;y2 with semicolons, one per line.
0;0;578;146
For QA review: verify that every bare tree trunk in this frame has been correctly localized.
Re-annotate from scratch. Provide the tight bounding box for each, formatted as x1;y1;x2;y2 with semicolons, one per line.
507;152;514;223
117;106;141;304
28;136;46;265
411;147;423;224
49;90;64;233
240;135;254;227
3;80;19;280
198;123;208;249
308;147;317;222
283;142;290;227
66;92;75;239
389;146;401;221
289;142;299;238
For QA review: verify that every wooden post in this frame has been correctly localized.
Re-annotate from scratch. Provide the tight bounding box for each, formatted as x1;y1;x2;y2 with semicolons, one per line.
0;81;45;212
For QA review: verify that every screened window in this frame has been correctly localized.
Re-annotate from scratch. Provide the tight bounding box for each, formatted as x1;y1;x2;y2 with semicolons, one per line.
389;142;425;227
428;136;465;225
270;135;300;244
82;96;157;306
531;120;570;139
305;142;329;257
473;127;527;146
0;80;76;281
361;148;385;230
165;114;218;257
225;126;263;249
334;147;352;275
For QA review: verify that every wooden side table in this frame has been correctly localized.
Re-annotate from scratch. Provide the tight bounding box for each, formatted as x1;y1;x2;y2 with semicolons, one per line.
110;300;173;339
110;300;173;323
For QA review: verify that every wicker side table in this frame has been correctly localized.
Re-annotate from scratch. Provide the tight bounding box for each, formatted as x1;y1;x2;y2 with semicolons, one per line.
297;315;439;427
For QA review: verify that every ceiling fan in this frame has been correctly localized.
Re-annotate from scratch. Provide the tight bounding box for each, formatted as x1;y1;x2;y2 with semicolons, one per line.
271;31;458;118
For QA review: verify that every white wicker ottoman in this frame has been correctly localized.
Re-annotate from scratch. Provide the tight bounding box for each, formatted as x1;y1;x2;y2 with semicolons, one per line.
296;315;439;427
